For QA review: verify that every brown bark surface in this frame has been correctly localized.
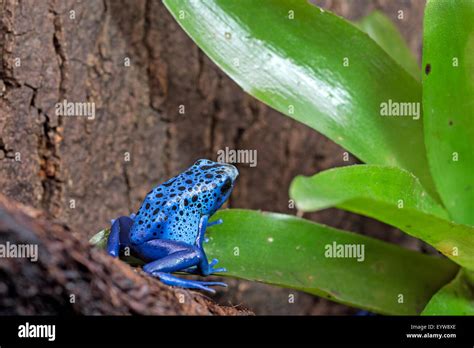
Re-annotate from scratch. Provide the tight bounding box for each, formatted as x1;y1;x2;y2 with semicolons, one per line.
0;193;251;315
0;0;426;314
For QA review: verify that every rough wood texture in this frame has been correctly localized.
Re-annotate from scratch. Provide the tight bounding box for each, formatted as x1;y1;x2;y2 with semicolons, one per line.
0;193;252;315
0;0;426;314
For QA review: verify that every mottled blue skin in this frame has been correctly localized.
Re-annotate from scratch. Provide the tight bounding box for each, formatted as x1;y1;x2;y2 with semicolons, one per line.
107;159;238;293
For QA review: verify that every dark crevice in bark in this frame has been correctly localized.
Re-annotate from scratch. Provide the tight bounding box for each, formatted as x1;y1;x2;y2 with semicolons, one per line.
0;0;20;90
36;5;68;216
0;137;14;159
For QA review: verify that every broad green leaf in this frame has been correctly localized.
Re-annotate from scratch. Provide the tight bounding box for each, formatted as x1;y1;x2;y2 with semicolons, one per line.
163;0;437;196
355;11;420;81
90;209;458;315
290;165;474;270
206;209;457;315
422;269;474;315
422;0;474;225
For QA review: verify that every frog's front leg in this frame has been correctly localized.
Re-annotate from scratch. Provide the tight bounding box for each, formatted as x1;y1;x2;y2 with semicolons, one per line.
107;215;134;257
196;215;223;247
202;218;223;244
192;215;226;275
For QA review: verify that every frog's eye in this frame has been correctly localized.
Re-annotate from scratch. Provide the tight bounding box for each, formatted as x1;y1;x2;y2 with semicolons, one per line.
221;178;232;194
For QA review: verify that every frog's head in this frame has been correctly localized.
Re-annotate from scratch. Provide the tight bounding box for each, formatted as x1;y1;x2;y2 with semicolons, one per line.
193;159;239;214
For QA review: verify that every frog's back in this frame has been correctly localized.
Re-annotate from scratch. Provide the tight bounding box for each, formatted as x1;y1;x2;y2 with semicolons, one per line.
134;162;221;244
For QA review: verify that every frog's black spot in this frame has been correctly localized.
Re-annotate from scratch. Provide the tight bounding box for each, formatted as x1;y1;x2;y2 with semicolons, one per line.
157;224;161;228
184;199;189;206
197;203;202;208
185;179;192;184
138;220;143;225
216;174;222;178
192;195;198;202
216;170;225;174
170;194;176;198
204;198;209;203
201;164;221;170
425;63;431;75
205;173;213;179
186;171;193;175
155;193;163;198
175;217;179;221
153;232;157;236
145;203;150;209
178;186;186;191
163;178;176;187
179;211;184;216
172;206;177;210
162;201;166;206
146;224;151;229
152;208;160;215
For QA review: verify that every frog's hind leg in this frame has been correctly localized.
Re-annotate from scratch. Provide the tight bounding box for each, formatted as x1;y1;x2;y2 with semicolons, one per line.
155;273;227;294
107;216;134;257
142;246;227;293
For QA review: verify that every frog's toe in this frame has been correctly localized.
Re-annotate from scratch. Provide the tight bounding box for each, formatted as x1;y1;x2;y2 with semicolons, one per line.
208;259;226;274
153;272;226;293
211;267;227;274
207;218;223;227
202;281;227;287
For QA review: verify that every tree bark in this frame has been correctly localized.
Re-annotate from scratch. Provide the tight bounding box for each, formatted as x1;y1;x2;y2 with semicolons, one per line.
0;193;251;315
0;0;426;314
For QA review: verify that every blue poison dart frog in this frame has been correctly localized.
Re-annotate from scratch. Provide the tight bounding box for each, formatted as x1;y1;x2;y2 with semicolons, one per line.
107;159;239;293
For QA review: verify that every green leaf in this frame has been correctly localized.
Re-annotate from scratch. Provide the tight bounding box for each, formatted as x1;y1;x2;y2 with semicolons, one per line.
290;165;474;270
355;11;420;80
422;269;474;315
205;209;457;315
90;209;458;315
422;0;474;225
163;0;436;196
89;229;109;249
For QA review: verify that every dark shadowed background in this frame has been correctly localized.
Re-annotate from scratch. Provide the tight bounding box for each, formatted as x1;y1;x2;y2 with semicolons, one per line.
0;0;427;314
